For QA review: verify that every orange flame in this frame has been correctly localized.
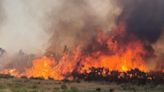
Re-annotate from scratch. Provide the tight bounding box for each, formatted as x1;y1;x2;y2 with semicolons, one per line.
0;68;20;77
25;47;81;80
79;23;148;72
79;40;148;72
0;23;150;80
25;56;57;79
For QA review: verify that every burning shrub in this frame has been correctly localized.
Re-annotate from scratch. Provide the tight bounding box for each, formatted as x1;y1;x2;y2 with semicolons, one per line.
73;67;164;85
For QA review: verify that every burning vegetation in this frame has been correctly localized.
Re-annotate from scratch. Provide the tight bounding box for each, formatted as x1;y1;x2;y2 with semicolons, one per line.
0;0;163;85
0;23;163;83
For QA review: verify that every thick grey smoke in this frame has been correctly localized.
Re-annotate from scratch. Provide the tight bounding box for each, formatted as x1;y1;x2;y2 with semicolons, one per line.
118;0;164;44
118;0;164;71
0;0;163;71
46;0;121;57
0;0;121;55
0;0;121;69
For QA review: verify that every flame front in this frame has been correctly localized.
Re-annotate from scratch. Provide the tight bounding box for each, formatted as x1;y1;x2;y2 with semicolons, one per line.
25;48;81;80
79;40;148;73
25;56;57;79
0;23;150;80
79;24;148;73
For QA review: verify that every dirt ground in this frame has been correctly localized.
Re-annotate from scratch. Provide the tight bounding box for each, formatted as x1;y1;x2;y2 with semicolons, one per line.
0;78;163;92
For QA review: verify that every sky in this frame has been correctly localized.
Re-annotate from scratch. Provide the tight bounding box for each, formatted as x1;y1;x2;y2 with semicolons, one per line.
0;0;51;55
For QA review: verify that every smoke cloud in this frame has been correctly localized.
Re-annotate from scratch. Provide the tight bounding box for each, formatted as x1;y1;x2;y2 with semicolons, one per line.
0;0;59;69
119;0;164;43
46;0;121;57
118;0;164;71
0;0;121;55
0;0;163;71
0;0;121;69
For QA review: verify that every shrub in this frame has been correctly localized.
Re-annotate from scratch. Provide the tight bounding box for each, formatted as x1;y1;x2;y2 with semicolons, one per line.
61;84;67;89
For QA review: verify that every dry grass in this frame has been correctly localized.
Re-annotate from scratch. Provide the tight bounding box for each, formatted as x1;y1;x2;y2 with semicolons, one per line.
0;77;163;92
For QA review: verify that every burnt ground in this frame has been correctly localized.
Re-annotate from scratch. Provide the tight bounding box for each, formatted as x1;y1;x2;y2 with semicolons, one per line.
0;77;163;92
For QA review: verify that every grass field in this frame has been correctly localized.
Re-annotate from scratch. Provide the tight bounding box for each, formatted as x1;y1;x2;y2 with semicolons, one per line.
0;77;163;92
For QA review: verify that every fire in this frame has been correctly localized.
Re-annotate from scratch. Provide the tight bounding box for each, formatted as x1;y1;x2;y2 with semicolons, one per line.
25;56;56;79
0;68;20;77
25;48;81;80
0;23;150;80
79;24;148;73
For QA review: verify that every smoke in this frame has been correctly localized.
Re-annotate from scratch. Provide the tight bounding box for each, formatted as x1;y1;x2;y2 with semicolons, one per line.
0;1;5;26
0;0;122;56
0;0;57;69
119;0;164;43
118;0;164;71
0;0;163;71
151;32;164;71
0;0;50;55
0;0;121;69
46;0;122;57
46;0;164;72
0;0;60;69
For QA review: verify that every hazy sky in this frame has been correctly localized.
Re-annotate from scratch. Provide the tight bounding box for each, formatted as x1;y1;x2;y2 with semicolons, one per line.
0;0;51;54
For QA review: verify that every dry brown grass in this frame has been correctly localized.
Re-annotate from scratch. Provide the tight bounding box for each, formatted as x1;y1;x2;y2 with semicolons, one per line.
0;77;163;92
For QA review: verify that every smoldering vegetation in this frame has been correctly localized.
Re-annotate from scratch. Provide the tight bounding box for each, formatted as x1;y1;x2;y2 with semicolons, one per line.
0;49;35;71
3;51;35;72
